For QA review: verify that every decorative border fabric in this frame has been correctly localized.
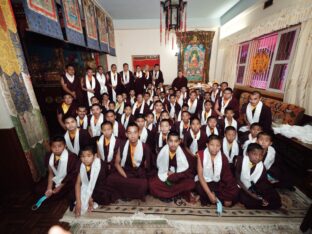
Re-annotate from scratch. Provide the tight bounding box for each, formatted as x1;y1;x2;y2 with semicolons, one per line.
22;0;63;40
177;31;215;83
106;16;116;56
61;0;85;47
0;0;49;181
96;7;109;53
83;0;100;51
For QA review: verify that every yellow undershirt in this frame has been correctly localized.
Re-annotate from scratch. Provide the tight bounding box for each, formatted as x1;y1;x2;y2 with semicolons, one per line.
61;103;70;114
169;151;176;160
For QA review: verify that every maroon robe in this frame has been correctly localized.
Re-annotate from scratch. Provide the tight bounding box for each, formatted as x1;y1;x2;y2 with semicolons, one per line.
114;122;126;140
173;121;190;140
133;73;146;95
61;74;83;105
171;77;188;91
66;129;91;154
236;155;282;209
36;152;80;201
153;70;164;87
241;102;272;132
220;140;242;175
149;147;195;199
166;103;181;120
183;129;208;153
215;97;240;120
106;142;152;200
195;151;239;205
200;109;218;125
200;124;221;138
132;103;150;117
218;118;240;137
99;137;121;172
106;71;123;100
118;114;135;128
119;70;135;93
57;102;77;121
81;77;101;107
82;160;117;205
155;132;167;155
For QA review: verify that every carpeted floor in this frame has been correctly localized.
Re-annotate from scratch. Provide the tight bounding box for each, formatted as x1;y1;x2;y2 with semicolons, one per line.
61;188;311;234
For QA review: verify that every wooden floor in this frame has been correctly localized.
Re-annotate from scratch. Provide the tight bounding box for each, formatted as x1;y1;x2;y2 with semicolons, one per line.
0;190;70;234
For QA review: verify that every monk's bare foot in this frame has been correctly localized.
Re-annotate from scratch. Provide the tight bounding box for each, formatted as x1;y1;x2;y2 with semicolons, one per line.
224;201;232;207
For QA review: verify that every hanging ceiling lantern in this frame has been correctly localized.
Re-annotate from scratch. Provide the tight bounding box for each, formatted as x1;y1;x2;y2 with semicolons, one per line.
160;0;187;46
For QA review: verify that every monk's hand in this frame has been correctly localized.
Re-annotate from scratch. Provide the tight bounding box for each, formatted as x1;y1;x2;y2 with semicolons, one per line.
52;184;64;194
75;202;81;217
167;171;174;176
45;189;53;198
208;192;217;204
88;198;94;212
262;199;269;207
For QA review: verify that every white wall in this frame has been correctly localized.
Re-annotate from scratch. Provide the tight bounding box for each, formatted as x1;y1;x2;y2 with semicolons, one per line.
107;27;220;85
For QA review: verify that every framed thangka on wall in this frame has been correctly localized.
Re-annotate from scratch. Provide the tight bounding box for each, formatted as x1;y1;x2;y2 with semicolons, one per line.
22;0;63;40
83;0;100;51
61;0;85;47
177;31;215;83
106;16;116;56
96;7;109;53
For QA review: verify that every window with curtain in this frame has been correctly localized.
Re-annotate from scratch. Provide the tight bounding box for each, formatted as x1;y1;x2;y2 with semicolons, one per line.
235;26;300;92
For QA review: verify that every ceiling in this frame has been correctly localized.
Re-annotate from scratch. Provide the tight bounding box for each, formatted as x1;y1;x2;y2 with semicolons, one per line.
98;0;240;20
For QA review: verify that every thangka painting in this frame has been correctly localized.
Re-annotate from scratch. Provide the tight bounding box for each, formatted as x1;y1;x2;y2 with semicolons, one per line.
83;0;100;50
106;16;116;56
22;0;63;40
96;7;109;53
61;0;85;46
177;31;215;83
0;0;49;181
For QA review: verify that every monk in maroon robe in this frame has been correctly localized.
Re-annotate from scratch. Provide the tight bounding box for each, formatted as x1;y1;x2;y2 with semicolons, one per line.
236;143;281;209
173;111;191;141
106;64;123;101
119;63;135;94
214;88;239;120
57;94;77;131
106;123;153;201
60;64;83;105
132;94;150;117
80;68;101;107
149;131;195;201
240;91;272;133
36;136;79;202
133;65;146;95
105;110;126;140
196;135;239;206
183;117;208;156
171;71;188;91
152;64;164;88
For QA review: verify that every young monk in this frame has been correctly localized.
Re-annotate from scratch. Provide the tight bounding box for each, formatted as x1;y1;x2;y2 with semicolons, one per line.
88;104;104;138
76;106;88;130
39;136;79;201
97;121;121;171
221;126;241;174
106;64;122;102
210;82;219;104
176;103;189;121
155;119;171;154
74;146;114;217
167;94;181;121
106;123;152;201
219;107;238;137
96;65;108;96
105;110;126;140
241;123;262;150
132;93;149;117
187;91;201;117
240;91;272;133
145;112;156;133
202;116;220;138
200;100;217;125
57;94;77;131
115;93;125;119
183;117;208;156
60;64;83;103
133;65;146;95
257;132;294;190
119;104;135;130
214;88;239;120
149;131;195;202
119;63;134;94
173;110;191;140
153;100;164;126
196;135;239;206
81;67;100;107
135;114;154;151
64;116;90;155
236;143;282;209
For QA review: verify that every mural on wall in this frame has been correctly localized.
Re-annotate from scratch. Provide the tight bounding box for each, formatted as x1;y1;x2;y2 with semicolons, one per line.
132;55;160;71
177;31;215;83
61;0;85;47
22;0;63;40
106;16;116;56
96;7;109;53
0;0;49;180
83;0;100;51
